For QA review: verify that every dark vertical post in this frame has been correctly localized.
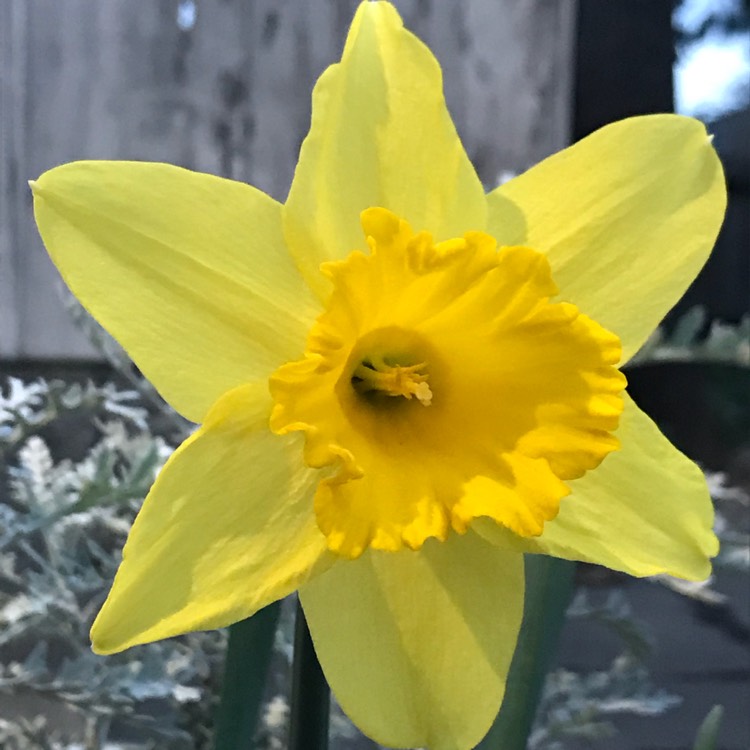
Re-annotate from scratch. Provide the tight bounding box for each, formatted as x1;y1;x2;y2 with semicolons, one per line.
573;0;675;140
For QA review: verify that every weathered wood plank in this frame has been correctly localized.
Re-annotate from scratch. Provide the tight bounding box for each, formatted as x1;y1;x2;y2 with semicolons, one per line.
0;0;27;357
0;0;576;360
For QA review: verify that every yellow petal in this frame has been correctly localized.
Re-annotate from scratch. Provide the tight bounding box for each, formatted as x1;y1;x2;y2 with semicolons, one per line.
300;532;524;750
32;161;320;423
91;383;334;654
284;1;486;300
487;115;726;362
476;393;718;581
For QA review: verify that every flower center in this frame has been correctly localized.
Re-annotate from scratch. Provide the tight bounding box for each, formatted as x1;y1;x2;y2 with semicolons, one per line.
351;358;433;406
269;207;626;559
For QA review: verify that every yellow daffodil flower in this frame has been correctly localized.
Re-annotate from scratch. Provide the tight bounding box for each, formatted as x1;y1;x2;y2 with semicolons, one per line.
31;2;725;748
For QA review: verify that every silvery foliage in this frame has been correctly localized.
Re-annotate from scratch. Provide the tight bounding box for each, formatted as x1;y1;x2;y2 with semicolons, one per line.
629;306;750;368
0;377;225;749
0;377;149;444
707;470;750;573
529;590;680;750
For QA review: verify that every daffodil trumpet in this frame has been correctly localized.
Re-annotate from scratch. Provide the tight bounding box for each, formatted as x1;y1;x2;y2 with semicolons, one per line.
31;2;725;748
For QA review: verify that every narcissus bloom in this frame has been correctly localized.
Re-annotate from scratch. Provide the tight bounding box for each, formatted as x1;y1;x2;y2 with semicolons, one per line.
32;2;725;748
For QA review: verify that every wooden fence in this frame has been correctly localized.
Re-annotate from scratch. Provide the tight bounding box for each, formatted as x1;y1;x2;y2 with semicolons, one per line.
0;0;575;360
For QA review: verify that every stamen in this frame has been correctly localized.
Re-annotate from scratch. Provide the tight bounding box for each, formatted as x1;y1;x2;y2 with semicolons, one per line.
352;358;433;406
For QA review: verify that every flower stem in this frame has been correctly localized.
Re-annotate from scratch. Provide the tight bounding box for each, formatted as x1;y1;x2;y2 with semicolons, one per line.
214;602;281;750
288;597;330;750
477;556;576;750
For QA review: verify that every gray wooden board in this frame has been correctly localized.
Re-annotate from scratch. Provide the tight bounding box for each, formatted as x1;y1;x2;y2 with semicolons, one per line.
0;0;575;360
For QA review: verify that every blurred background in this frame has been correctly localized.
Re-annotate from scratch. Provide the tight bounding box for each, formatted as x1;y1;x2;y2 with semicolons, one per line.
0;1;748;748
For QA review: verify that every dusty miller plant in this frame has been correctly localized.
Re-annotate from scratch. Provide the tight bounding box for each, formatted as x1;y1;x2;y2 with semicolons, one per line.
528;590;680;749
0;377;225;749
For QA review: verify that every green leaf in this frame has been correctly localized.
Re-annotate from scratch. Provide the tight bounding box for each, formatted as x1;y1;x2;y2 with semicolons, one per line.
693;705;724;750
214;602;281;750
477;555;576;750
289;597;330;750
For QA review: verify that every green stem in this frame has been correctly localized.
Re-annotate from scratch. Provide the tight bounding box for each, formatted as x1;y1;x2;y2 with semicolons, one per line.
214;602;281;750
478;556;577;750
288;597;330;750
